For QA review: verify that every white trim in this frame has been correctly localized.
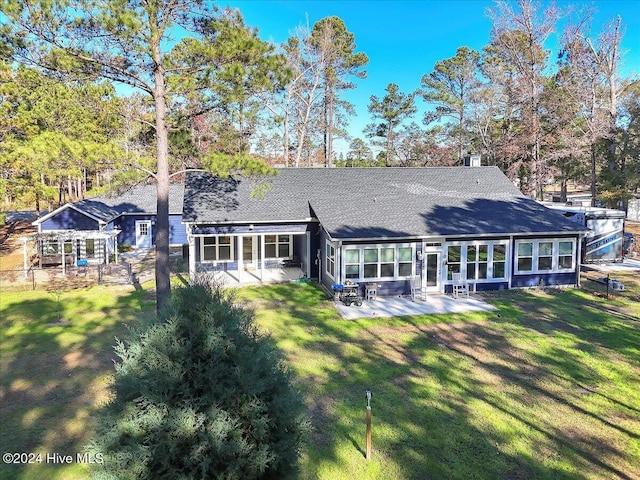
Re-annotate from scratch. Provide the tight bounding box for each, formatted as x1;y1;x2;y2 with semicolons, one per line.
32;203;109;226
325;240;336;280
342;243;415;282
444;239;510;283
263;234;293;259
200;235;235;263
514;238;577;275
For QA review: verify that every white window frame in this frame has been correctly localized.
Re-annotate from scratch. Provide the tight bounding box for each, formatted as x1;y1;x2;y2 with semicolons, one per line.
326;241;336;279
265;234;292;259
342;244;415;281
514;238;577;274
200;236;234;263
446;240;510;282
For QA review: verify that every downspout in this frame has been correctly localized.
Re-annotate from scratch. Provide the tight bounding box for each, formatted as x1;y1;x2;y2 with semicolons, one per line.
508;235;514;289
576;234;583;288
306;231;311;278
187;224;196;281
337;241;343;284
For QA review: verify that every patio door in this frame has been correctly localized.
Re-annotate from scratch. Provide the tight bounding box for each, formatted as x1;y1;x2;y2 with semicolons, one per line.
242;236;258;269
135;220;152;249
424;252;442;293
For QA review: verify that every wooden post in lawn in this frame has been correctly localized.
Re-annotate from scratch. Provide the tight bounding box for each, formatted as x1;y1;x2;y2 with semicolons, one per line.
365;389;372;461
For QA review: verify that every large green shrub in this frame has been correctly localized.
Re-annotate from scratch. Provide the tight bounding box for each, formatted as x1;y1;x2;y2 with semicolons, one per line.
88;284;307;479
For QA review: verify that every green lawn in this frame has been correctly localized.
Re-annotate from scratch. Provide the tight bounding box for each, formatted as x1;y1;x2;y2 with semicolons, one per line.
1;274;638;479
0;284;156;480
235;274;640;480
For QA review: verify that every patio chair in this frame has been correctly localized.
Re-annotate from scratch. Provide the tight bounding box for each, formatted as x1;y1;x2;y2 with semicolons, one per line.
410;275;426;301
452;272;469;299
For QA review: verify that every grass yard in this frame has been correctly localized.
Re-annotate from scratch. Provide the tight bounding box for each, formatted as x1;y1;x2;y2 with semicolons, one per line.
0;285;156;480
236;273;640;480
1;273;638;479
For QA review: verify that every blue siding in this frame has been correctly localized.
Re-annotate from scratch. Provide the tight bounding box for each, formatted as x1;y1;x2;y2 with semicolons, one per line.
41;208;99;231
444;282;509;294
116;215;154;246
115;214;186;246
169;215;187;245
511;272;578;288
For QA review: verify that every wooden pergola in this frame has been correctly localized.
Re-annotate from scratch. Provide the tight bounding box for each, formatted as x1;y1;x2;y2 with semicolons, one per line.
20;229;121;277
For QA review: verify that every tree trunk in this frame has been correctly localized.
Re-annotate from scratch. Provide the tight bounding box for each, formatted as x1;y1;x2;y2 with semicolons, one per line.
153;61;171;313
590;143;598;206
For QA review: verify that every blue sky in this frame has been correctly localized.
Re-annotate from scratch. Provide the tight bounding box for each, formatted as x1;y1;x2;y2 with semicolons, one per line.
222;0;640;154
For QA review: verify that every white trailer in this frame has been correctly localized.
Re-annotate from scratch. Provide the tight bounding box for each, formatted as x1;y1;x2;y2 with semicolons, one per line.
543;204;626;264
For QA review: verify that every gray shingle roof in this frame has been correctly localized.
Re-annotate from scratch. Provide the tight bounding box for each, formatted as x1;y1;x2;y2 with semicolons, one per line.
37;184;186;225
97;184;184;216
184;168;584;239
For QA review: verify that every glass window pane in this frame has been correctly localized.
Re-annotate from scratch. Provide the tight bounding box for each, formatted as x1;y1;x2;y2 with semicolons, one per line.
345;265;359;278
278;244;289;257
265;244;276;258
494;262;505;278
219;246;231;260
538;257;552;270
204;237;216;245
203;247;216;261
345;249;360;263
265;235;276;243
518;243;532;256
539;242;553;256
219;236;231;245
478;263;488;279
398;263;412;277
398;247;412;262
364;264;377;278
364;249;378;263
467;245;477;261
448;246;461;262
278;235;290;243
479;245;488;261
467;264;476;280
493;244;506;261
559;256;572;269
380;263;394;277
518;258;532;271
381;248;394;262
559;242;573;255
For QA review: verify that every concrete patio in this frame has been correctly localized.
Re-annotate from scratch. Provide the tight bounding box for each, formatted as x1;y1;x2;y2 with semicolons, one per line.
333;294;497;320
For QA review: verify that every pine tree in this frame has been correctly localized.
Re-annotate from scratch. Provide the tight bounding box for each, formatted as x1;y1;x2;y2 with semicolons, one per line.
88;284;307;480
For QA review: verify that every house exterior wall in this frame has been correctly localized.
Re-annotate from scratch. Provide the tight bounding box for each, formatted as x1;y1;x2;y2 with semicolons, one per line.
326;233;581;298
190;224;312;276
115;214;187;247
510;234;580;288
40;208;100;231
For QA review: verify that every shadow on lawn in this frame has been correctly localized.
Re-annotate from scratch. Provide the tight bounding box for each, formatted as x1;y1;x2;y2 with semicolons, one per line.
244;283;639;480
0;287;153;480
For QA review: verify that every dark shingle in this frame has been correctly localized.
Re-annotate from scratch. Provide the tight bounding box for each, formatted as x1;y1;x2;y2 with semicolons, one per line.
183;168;583;239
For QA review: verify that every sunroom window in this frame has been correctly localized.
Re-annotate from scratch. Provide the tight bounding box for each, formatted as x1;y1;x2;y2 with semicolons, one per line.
326;242;335;278
202;236;232;262
345;249;360;279
265;235;291;258
447;246;461;279
398;247;413;276
517;242;533;272
537;242;553;270
345;245;414;280
558;241;574;269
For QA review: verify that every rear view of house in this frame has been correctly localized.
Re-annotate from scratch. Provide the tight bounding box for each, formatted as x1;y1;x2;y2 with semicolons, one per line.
183;167;586;296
